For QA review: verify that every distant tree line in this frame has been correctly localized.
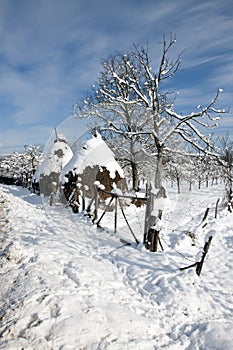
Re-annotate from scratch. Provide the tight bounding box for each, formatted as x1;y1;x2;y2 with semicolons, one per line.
0;146;42;192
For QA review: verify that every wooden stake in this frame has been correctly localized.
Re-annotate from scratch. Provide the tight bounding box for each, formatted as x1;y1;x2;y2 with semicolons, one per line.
92;185;98;222
54;127;58;141
180;236;213;276
143;184;152;245
96;196;114;227
114;196;118;233
202;207;210;228
82;187;86;211
118;198;139;245
149;228;159;252
215;198;220;219
196;236;213;276
202;207;210;222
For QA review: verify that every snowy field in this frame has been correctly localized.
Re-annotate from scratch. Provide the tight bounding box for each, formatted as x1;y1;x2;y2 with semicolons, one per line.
0;183;232;349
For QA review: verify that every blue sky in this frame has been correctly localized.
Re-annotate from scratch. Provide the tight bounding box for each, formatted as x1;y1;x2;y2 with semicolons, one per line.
0;0;232;153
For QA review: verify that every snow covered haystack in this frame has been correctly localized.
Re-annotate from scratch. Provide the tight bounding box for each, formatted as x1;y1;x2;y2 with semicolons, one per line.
34;134;73;202
61;132;127;201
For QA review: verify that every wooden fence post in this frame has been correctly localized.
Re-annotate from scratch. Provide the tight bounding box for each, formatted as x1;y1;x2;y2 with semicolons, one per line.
215;198;220;219
196;236;213;276
202;207;210;228
149;228;159;252
114;195;118;233
180;235;213;276
143;184;152;246
92;184;98;222
82;186;86;211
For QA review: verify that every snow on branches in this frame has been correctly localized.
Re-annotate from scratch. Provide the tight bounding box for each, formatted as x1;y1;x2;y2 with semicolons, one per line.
74;34;228;192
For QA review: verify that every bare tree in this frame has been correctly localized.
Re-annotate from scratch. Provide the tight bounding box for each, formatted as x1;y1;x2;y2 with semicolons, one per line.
0;146;42;187
75;34;226;189
74;34;227;241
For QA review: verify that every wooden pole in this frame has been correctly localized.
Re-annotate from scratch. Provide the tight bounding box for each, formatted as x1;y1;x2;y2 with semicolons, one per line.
149;228;158;252
82;186;86;211
215;198;220;219
118;198;139;244
202;207;210;222
92;185;98;223
196;236;213;276
180;236;213;276
143;184;152;245
114;196;118;233
96;196;114;227
86;196;95;215
54;127;58;141
202;207;210;228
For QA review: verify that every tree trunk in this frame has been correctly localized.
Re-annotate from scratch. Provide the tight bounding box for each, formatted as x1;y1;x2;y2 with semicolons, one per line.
155;151;163;189
189;181;192;191
154;150;166;217
144;183;166;252
131;160;139;191
176;175;181;194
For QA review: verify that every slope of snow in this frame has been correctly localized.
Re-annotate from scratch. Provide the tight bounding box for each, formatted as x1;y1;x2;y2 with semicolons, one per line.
0;184;232;349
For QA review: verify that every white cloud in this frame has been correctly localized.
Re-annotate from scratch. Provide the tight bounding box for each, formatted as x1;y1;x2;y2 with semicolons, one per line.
0;0;232;146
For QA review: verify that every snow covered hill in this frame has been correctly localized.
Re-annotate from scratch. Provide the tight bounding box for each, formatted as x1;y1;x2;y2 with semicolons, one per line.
0;184;232;349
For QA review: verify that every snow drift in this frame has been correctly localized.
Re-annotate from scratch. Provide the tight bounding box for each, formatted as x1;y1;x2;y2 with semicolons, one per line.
0;183;232;349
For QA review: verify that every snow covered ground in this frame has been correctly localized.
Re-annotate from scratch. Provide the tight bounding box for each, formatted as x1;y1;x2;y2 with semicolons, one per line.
0;183;232;349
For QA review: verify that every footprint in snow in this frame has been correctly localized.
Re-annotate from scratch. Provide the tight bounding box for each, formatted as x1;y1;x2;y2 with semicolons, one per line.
63;267;81;287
